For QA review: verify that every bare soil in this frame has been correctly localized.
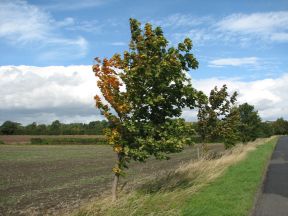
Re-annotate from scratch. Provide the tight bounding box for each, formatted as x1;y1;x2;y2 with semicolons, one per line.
0;142;224;216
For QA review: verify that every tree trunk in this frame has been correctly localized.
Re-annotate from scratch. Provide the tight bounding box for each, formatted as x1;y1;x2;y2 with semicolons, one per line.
112;173;119;202
111;152;120;202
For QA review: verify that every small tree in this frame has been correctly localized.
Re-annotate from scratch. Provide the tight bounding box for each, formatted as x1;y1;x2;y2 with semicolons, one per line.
93;18;201;201
238;103;262;142
220;106;241;148
197;85;240;149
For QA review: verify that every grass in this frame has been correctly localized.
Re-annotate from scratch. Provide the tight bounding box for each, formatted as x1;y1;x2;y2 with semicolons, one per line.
75;137;277;216
182;137;276;216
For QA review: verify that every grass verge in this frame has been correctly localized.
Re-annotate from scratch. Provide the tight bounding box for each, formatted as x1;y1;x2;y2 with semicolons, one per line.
74;137;277;216
182;137;276;216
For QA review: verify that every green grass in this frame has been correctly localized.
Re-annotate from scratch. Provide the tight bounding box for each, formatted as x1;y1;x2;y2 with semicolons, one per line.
182;138;277;216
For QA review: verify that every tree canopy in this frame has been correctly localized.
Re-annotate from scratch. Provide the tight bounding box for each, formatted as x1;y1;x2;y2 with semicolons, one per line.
238;102;262;142
93;18;203;200
197;85;240;148
273;117;288;135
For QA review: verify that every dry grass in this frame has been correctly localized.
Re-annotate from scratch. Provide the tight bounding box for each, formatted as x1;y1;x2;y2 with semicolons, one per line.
73;137;276;216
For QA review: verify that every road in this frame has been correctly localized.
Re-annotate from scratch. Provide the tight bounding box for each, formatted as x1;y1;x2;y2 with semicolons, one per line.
253;136;288;216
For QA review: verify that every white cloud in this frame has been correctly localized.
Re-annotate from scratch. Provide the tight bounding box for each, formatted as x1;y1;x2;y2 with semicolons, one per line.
43;0;107;11
110;42;126;46
56;17;75;27
60;18;103;33
39;37;88;60
270;33;288;42
0;65;101;124
1;65;287;124
0;0;52;43
152;14;211;28
165;11;288;47
209;57;259;67
0;65;97;109
152;14;213;46
172;29;212;46
216;11;288;42
0;0;88;59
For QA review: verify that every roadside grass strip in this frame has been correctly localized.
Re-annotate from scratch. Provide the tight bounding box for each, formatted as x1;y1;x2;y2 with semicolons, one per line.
182;138;277;216
75;137;277;216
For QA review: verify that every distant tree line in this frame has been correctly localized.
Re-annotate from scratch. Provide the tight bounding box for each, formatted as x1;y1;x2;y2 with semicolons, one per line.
0;120;108;135
0;117;287;137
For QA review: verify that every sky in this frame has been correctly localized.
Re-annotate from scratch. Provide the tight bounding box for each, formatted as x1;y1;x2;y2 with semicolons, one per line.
0;0;288;125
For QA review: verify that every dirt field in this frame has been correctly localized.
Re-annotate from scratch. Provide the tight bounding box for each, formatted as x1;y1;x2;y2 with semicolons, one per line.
0;143;224;216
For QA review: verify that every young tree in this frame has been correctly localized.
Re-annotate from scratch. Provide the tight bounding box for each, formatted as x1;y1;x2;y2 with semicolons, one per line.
93;18;201;201
220;106;241;148
238;103;262;142
197;85;240;149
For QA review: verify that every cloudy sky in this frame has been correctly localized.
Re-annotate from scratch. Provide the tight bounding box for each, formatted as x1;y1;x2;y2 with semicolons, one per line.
0;0;288;125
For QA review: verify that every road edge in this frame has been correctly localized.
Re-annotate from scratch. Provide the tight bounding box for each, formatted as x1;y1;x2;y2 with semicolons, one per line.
249;136;279;216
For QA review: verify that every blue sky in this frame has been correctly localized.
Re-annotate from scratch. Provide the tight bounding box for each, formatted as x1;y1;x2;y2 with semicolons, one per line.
1;0;288;124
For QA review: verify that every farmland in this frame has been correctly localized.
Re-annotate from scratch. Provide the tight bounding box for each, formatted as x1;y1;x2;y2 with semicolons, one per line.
0;135;106;145
0;137;224;215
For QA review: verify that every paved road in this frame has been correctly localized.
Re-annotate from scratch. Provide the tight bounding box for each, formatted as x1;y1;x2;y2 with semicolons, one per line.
253;136;288;216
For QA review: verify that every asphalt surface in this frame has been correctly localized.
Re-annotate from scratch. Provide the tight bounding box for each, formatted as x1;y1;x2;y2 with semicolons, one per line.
253;136;288;216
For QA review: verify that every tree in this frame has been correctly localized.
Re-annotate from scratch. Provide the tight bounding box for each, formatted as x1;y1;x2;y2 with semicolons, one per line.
0;121;22;135
25;122;37;135
238;103;262;142
36;124;47;135
88;120;109;134
258;121;274;138
220;106;241;148
272;118;288;135
197;85;240;149
49;120;62;135
93;18;201;201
